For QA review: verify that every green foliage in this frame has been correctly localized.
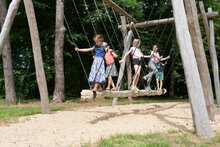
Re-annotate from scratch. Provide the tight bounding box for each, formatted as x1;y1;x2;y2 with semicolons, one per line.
0;0;219;100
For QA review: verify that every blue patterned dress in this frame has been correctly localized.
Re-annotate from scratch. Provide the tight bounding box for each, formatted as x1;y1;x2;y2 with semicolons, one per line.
88;45;106;87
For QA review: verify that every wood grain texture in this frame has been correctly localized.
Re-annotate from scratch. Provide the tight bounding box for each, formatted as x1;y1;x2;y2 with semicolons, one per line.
208;8;220;107
81;89;166;100
24;0;50;114
184;0;215;121
172;0;213;138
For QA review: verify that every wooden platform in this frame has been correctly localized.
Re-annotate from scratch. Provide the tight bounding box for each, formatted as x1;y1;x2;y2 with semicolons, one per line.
80;89;167;101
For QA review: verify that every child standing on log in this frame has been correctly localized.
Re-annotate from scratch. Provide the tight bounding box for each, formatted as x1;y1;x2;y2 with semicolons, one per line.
75;34;107;92
105;46;118;91
155;56;170;90
120;39;143;91
143;44;160;90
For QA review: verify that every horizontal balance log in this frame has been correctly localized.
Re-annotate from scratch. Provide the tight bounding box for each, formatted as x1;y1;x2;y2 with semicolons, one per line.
81;89;167;101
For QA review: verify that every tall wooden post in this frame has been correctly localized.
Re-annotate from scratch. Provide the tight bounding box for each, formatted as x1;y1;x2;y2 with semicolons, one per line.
23;0;50;114
120;16;133;104
171;0;213;138
184;0;215;120
208;8;220;107
121;16;132;90
112;30;133;106
0;0;21;54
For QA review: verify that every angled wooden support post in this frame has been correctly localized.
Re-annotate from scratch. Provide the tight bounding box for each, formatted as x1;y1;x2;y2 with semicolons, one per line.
208;7;220;107
104;0;137;23
112;30;133;106
0;0;21;54
184;0;215;121
23;0;50;114
120;16;133;104
171;0;213;138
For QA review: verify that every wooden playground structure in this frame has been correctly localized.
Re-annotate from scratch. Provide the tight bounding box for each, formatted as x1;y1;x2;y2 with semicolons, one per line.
0;0;219;138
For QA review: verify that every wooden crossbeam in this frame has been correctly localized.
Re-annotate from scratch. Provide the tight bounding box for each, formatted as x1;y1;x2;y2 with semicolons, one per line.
104;0;137;23
118;11;218;29
80;89;167;100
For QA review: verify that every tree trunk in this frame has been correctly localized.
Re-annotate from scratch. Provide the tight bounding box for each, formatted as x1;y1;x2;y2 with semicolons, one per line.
0;0;16;104
53;0;66;102
23;0;50;114
0;0;21;55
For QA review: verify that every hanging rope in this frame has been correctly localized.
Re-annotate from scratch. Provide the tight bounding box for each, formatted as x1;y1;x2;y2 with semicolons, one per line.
57;0;91;87
71;0;91;47
102;0;123;50
82;0;97;35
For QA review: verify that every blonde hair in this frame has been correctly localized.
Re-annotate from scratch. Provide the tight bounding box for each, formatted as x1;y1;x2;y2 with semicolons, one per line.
132;39;141;48
93;34;104;42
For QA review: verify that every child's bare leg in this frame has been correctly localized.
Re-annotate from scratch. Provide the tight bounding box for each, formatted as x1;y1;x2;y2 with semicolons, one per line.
110;76;116;89
92;83;98;91
134;66;141;88
159;80;163;90
97;83;102;91
156;80;160;90
132;65;139;88
106;76;111;89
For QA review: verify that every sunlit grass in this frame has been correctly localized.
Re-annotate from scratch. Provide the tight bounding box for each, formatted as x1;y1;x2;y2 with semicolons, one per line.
87;131;220;147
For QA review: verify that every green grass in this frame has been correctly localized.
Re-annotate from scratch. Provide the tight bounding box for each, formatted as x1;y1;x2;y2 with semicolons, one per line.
0;98;68;124
92;131;220;147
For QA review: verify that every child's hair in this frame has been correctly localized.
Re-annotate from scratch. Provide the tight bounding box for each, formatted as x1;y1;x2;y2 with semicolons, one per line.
93;34;104;42
152;44;158;50
132;39;141;48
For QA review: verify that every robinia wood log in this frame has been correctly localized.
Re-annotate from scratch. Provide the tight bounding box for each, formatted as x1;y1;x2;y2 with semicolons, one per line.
208;8;220;107
112;29;133;106
118;11;218;29
104;0;137;23
184;0;215;121
81;89;167;100
171;0;213;138
0;0;21;55
24;0;50;114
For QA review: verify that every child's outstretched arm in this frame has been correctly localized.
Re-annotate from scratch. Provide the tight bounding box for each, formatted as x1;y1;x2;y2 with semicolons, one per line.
119;49;132;63
143;55;151;58
160;55;170;61
75;47;93;52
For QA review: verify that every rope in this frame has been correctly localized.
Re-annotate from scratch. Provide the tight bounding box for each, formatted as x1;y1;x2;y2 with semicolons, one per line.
82;0;97;35
71;0;92;47
102;0;123;50
57;0;91;87
94;0;130;87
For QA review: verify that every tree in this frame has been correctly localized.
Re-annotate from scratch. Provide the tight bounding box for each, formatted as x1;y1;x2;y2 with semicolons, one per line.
23;0;50;113
0;0;17;104
53;0;66;102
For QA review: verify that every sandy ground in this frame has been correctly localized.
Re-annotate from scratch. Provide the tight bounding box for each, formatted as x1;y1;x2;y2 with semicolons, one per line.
0;102;220;147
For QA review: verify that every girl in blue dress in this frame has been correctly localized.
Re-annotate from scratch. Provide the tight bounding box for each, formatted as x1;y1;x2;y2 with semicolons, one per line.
75;35;107;92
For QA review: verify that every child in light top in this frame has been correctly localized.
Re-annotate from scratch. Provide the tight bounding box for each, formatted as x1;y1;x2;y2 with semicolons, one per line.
143;44;161;90
75;34;107;92
105;46;118;91
120;39;143;91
